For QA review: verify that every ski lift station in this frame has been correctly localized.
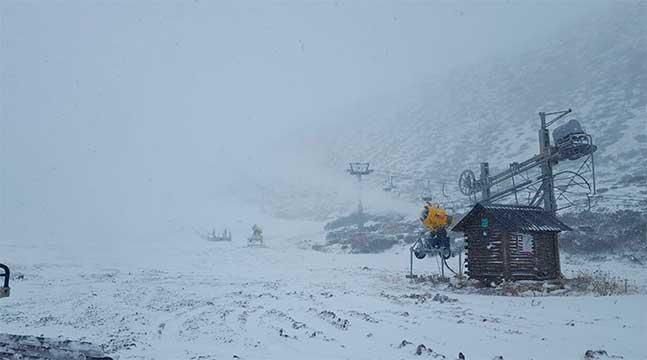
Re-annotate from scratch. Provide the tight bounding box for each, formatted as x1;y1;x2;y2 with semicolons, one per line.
452;203;571;282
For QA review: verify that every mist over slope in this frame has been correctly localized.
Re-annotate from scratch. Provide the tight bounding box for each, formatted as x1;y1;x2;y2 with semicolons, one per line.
2;1;644;240
313;3;647;212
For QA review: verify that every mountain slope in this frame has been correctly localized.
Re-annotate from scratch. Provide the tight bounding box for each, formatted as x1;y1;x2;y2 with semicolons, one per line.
316;3;647;212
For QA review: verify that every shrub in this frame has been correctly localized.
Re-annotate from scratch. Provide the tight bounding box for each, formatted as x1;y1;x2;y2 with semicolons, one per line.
567;270;631;296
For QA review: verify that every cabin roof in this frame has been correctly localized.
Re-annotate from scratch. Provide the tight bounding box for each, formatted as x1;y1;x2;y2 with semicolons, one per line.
451;203;572;233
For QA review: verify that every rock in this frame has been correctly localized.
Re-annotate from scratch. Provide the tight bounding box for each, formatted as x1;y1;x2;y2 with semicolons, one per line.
584;349;624;359
433;293;458;303
585;350;608;359
398;339;413;348
0;333;112;360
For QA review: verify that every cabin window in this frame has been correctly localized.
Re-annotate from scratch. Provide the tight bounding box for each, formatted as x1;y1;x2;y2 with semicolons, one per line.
511;233;534;254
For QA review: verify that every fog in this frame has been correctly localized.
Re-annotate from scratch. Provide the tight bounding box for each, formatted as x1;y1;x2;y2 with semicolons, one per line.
1;1;611;244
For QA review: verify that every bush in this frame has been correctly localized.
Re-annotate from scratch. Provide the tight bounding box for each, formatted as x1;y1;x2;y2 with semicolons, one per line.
567;270;631;296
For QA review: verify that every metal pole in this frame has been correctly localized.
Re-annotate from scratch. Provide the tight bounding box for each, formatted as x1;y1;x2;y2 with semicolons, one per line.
458;251;463;277
511;170;519;205
480;162;491;203
409;247;414;277
441;255;445;278
590;147;597;195
357;174;363;214
539;112;557;213
347;163;372;220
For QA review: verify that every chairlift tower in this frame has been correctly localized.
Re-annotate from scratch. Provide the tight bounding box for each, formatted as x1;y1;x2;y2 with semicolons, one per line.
458;109;597;213
538;110;561;213
348;162;374;215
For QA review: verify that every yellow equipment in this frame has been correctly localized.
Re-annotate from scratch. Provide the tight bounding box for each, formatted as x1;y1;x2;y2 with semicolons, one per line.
419;202;452;231
412;202;454;261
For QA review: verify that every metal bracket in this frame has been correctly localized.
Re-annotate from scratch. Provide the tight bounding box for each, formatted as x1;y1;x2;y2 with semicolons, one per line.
0;263;10;298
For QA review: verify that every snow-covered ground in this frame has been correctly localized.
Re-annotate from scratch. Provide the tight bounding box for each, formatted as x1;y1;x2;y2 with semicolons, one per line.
1;214;646;360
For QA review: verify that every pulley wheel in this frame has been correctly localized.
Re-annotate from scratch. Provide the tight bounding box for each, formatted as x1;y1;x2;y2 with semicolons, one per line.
458;169;477;196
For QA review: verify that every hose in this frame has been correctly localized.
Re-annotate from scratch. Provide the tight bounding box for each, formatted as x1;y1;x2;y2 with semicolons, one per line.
442;257;458;276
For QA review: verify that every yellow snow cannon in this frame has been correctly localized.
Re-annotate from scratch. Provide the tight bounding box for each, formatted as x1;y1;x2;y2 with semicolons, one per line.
413;202;454;260
419;202;452;231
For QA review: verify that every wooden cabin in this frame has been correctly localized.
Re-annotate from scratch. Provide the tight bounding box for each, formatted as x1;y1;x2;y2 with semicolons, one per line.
451;203;571;282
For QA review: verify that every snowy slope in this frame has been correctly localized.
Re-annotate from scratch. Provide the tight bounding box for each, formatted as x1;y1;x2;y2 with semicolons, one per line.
2;217;646;360
312;3;647;212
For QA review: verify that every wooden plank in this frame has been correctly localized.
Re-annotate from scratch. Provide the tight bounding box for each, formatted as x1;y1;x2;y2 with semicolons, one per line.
502;232;511;280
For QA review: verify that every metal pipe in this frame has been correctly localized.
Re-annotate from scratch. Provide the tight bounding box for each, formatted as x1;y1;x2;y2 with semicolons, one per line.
480;163;491;203
545;109;572;127
530;184;544;207
458;251;463;277
511;170;519;205
409;247;413;277
488;154;545;186
488;179;533;203
441;255;445;278
589;135;597;194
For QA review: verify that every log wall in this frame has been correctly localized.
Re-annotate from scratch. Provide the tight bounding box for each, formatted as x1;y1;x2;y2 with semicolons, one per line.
465;222;560;281
465;226;506;282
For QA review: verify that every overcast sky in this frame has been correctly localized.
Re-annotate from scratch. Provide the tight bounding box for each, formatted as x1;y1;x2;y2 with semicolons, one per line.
1;0;612;243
